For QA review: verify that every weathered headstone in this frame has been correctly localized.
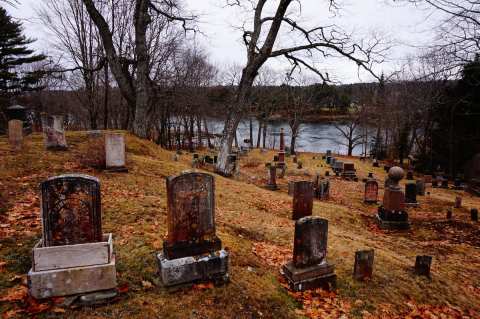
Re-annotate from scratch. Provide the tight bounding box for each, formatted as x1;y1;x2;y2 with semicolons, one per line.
447;209;453;220
292;181;314;220
342;162;357;180
282;217;336;291
364;173;378;204
313;174;329;200
28;175;117;299
158;172;229;286
405;181;418;207
454;196;462;208
42;114;68;150
266;164;279;190
414;255;432;278
326;156;332;165
353;249;374;281
333;160;344;173
424;175;433;184
471;208;478;222
377;167;409;229
441;178;449;189
105;133;128;172
406;171;414;180
8;119;23;151
416;180;426;196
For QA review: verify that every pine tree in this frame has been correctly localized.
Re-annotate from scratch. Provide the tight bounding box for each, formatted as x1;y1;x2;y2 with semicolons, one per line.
0;6;46;98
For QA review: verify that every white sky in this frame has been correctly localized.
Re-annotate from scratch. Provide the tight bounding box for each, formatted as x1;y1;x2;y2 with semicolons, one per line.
6;0;443;84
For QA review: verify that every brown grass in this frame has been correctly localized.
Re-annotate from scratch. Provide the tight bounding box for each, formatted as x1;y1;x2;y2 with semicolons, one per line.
0;132;479;318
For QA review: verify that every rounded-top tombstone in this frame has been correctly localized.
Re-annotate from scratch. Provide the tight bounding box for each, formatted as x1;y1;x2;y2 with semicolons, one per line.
40;174;102;247
388;166;405;190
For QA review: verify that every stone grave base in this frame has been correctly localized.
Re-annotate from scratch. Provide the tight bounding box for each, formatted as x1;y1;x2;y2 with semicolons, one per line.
28;233;117;299
341;172;357;180
282;261;336;292
28;256;117;299
157;250;229;287
376;213;410;230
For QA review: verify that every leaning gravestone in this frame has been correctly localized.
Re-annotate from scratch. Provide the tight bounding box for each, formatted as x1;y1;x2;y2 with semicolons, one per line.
282;217;336;291
28;174;117;299
377;167;409;229
292;181;314;220
158;172;229;286
8;119;23;151
105;133;128;172
42;114;68;150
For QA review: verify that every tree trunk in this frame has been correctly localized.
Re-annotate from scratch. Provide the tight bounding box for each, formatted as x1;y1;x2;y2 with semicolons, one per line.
256;119;262;148
103;63;109;129
262;122;267;149
249;117;253;148
215;115;241;175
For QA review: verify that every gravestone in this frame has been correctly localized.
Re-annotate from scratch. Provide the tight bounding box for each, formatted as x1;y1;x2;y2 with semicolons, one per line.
414;256;432;278
158;172;229;286
330;158;337;167
377;167;409;229
424;175;433;184
105;133;128;172
372;159;379;167
353;249;374;281
454;196;462;208
313;174;329;200
278;128;286;163
326;150;332;157
8;119;23;151
342;162;357;180
333;161;344;173
447;209;453;220
326;156;332;165
282;217;336;291
28;174;117;299
416;180;426;196
405;181;418;207
364;173;378;204
266;164;279;190
42;114;68;150
292;181;314;220
471;208;478;222
406;171;414;180
441;178;449;189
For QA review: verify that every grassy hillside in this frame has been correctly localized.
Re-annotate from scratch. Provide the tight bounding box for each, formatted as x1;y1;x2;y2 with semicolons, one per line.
0;131;479;318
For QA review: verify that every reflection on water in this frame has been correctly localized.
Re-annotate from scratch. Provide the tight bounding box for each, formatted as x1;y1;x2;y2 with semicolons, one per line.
206;118;371;156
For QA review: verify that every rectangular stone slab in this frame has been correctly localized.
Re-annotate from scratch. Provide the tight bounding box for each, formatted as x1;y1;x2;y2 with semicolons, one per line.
33;234;112;272
157;250;229;287
28;255;117;299
282;262;336;292
282;260;335;282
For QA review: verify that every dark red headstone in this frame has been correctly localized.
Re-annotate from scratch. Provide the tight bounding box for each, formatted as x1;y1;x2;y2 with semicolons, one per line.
292;181;314;220
293;217;328;267
164;172;221;259
41;174;102;247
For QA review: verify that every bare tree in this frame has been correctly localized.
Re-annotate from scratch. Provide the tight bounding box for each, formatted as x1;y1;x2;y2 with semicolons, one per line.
80;0;196;137
334;105;365;156
215;0;386;175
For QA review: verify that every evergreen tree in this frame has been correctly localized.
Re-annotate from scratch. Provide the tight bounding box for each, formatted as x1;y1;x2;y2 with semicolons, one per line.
0;6;45;100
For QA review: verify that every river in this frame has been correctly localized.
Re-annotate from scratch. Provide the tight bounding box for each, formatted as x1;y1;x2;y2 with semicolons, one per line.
206;118;372;156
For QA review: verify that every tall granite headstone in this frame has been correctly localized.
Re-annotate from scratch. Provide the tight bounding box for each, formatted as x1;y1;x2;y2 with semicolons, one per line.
282;217;336;291
292;181;314;220
158;172;229;286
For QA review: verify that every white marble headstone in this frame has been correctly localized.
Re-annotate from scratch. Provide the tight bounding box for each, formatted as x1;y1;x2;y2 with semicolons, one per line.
105;133;126;169
8;120;23;151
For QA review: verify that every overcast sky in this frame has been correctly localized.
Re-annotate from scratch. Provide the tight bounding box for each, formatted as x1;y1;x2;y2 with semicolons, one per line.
6;0;443;84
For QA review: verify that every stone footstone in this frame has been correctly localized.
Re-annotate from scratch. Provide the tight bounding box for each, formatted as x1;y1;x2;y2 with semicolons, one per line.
353;250;374;281
414;255;432;278
76;289;119;306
